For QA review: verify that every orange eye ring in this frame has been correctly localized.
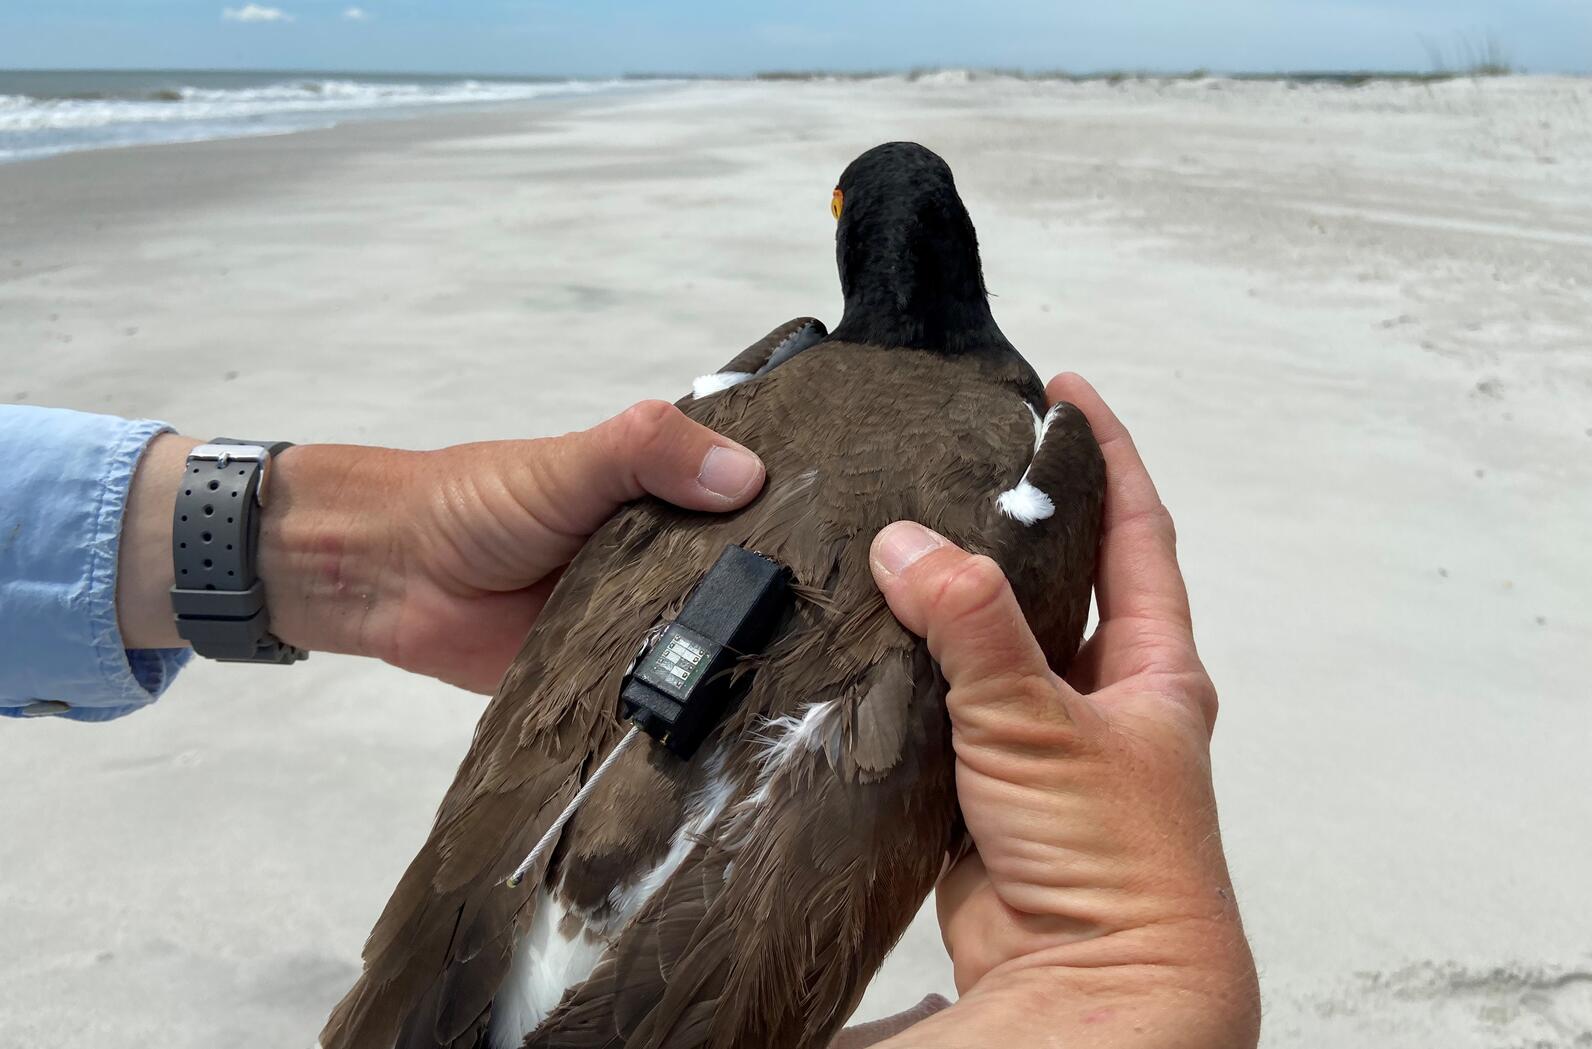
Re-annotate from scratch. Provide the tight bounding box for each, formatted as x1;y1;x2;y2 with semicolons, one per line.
831;188;844;220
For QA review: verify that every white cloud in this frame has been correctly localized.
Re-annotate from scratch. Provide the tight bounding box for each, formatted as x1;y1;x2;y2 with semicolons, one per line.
222;4;293;22
342;6;370;20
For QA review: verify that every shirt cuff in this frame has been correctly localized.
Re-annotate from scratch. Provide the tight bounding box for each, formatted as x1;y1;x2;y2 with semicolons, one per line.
0;408;193;721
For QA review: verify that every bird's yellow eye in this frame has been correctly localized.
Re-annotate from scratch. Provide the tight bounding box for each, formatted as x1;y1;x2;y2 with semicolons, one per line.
831;188;844;220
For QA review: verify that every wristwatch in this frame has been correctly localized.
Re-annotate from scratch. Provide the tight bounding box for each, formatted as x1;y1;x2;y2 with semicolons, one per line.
169;439;307;664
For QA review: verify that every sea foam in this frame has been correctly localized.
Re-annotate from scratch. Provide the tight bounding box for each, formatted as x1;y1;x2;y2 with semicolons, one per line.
0;76;651;163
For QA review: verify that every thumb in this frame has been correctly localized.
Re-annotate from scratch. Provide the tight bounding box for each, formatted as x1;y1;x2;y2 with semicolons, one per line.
532;400;766;536
869;521;1086;744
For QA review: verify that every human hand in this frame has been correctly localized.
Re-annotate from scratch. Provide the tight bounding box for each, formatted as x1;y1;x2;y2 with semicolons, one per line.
259;401;766;692
863;374;1260;1048
117;402;764;693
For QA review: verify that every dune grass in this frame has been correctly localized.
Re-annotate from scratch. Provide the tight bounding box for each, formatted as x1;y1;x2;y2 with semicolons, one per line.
742;66;1516;87
743;35;1519;87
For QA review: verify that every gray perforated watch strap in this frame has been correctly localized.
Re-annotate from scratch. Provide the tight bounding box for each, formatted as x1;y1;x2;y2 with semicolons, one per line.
170;439;307;664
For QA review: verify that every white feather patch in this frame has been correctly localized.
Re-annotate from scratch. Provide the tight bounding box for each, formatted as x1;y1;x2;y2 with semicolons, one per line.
1026;402;1047;446
488;890;606;1049
602;758;735;927
996;402;1062;525
757;701;842;767
741;700;842;810
691;371;755;399
996;481;1056;525
491;751;735;1046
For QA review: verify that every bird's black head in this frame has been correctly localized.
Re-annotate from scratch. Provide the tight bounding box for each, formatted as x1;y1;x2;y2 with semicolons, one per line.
827;142;1004;354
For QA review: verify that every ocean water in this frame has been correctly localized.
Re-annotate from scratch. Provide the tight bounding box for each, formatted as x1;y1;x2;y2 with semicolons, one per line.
0;69;654;164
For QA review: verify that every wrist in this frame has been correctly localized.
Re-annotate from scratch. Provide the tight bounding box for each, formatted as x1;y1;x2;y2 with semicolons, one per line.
255;443;413;660
931;959;1256;1049
116;432;202;648
881;926;1258;1049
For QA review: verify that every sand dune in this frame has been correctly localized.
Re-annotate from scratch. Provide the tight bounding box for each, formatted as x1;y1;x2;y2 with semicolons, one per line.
2;75;1589;1048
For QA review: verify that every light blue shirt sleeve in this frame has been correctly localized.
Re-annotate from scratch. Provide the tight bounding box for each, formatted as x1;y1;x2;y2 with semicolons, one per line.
0;405;192;722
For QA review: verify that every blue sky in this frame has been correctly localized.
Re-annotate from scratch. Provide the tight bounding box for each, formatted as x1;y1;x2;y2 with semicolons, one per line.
2;1;1587;76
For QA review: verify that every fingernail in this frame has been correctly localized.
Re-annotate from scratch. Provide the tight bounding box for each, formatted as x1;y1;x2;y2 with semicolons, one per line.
697;444;763;500
873;522;947;578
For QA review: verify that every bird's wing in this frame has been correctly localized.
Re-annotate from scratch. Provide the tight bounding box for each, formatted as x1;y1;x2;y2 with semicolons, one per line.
980;398;1105;673
319;323;828;1049
325;512;700;1049
527;607;956;1049
687;318;827;399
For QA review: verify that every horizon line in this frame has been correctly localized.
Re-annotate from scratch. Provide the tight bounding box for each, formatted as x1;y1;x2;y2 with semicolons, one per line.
4;63;1587;79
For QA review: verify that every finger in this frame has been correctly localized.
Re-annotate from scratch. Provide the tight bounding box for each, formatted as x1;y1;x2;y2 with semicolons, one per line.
534;400;765;536
1046;373;1196;650
870;522;1080;734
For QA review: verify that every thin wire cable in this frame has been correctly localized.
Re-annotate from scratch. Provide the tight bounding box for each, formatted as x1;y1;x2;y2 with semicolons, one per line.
505;725;643;888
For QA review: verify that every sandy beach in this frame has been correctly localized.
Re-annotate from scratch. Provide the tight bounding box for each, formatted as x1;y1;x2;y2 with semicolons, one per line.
3;74;1590;1048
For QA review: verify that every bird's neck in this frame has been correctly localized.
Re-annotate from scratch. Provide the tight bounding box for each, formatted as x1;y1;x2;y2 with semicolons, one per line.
830;287;1006;355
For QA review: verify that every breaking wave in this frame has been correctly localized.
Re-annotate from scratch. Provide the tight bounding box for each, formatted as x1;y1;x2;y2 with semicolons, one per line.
0;75;651;162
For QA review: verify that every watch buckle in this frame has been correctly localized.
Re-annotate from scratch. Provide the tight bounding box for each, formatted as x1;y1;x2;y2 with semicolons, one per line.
188;443;278;506
189;442;269;465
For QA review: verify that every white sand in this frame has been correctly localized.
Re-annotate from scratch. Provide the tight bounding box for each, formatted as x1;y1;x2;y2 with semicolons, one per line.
3;75;1590;1048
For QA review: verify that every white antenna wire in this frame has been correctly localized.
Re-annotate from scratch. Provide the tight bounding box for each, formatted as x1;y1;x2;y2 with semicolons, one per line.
505;726;643;888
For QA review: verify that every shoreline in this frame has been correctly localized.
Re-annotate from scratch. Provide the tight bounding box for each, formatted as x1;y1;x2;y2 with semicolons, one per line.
0;72;680;169
0;88;662;243
6;69;1585;171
